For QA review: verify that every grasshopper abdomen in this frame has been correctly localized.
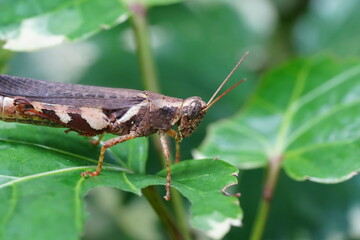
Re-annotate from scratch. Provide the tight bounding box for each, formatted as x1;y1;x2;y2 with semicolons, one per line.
0;96;60;127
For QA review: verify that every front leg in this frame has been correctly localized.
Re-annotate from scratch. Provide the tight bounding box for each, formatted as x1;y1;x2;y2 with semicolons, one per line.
159;131;172;201
81;132;138;177
166;129;182;163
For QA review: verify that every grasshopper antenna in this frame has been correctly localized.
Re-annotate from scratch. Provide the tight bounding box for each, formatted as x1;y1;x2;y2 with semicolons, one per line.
206;51;249;106
203;78;246;111
204;51;249;111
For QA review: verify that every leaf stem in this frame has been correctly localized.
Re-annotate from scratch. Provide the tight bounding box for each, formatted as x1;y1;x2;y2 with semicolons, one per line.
129;2;160;92
250;155;283;240
0;41;13;73
142;186;184;240
171;189;192;240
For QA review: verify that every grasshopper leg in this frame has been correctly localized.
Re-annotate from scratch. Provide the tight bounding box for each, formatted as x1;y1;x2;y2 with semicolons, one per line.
89;133;105;145
159;131;172;201
174;140;181;163
166;129;182;163
81;132;138;177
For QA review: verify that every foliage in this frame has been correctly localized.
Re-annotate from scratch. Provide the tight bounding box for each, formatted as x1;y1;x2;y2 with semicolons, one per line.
1;0;360;239
198;55;360;182
0;123;239;240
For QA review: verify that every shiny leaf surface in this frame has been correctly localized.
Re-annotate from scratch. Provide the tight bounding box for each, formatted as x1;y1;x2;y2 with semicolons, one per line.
0;122;240;239
198;55;360;183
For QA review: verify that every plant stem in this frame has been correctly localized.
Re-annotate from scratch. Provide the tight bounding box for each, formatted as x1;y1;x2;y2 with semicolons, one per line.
129;2;160;93
250;155;283;240
142;186;184;240
129;2;191;239
0;42;13;73
129;1;164;167
171;189;192;240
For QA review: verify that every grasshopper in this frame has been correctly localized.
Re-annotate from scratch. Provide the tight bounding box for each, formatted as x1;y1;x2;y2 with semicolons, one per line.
0;52;248;200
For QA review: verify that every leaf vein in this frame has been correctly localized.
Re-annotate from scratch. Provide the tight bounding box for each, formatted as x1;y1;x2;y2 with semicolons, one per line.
0;166;127;189
274;60;311;154
74;178;85;232
294;64;360;110
0;138;98;164
285;139;358;157
286;99;360;147
120;172;139;193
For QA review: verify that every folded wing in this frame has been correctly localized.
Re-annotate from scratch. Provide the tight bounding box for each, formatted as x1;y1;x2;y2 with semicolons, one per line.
0;74;146;110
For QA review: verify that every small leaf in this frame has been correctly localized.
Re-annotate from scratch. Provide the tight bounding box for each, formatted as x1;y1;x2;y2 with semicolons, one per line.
198;55;360;183
0;0;129;51
0;0;184;51
0;122;241;239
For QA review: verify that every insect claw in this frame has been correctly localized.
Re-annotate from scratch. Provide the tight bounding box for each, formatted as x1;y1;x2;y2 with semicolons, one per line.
81;171;100;177
164;191;171;201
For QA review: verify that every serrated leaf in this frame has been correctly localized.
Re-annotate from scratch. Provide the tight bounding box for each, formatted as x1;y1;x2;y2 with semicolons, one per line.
197;55;360;183
0;122;241;239
158;159;241;239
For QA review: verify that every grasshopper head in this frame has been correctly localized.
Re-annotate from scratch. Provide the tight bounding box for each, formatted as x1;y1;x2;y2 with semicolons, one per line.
178;96;207;139
177;52;249;139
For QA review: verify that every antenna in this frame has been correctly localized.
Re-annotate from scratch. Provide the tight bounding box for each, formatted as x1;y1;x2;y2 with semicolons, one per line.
206;51;249;106
203;79;246;112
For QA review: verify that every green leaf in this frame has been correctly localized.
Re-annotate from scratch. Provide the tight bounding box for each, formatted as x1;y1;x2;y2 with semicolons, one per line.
197;55;360;183
0;122;241;239
0;0;129;51
144;0;182;7
0;0;183;51
102;134;148;173
158;159;242;239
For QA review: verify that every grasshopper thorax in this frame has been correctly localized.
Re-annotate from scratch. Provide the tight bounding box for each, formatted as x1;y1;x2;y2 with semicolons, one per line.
178;96;207;139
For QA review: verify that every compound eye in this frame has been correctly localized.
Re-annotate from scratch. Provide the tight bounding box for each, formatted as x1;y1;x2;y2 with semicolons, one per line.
188;100;202;118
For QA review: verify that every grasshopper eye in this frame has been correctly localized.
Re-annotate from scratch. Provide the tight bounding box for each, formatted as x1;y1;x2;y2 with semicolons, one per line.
188;99;203;118
182;97;206;119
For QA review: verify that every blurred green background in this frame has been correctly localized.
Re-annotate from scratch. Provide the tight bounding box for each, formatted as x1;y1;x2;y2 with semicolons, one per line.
2;0;360;239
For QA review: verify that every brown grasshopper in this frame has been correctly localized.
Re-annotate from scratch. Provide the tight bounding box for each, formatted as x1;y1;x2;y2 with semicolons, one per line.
0;52;248;200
